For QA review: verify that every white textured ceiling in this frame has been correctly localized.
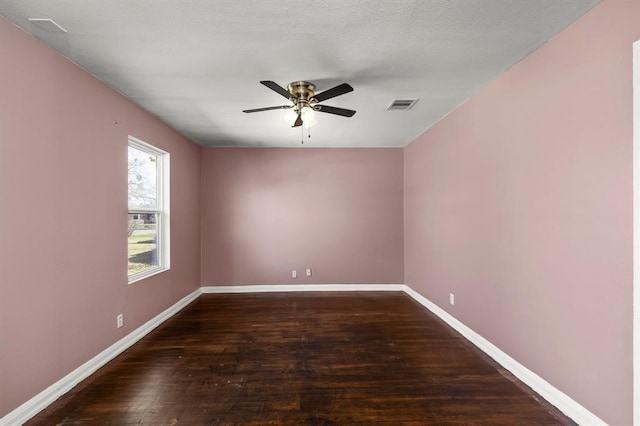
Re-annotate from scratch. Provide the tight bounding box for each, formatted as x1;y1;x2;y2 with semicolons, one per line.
1;0;599;147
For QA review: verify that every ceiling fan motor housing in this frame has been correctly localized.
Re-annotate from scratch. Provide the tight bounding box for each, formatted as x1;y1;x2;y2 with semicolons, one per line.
287;81;316;107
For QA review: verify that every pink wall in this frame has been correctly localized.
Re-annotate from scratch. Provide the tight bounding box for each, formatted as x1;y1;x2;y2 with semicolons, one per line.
404;1;638;424
0;18;201;417
201;148;404;286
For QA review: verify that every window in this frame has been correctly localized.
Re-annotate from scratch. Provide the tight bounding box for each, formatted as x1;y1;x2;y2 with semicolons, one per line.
128;136;170;283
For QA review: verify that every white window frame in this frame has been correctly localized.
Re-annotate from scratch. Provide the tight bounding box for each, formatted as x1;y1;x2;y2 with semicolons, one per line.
128;136;170;284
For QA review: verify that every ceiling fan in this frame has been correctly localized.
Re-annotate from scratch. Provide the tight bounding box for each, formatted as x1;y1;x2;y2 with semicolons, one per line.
243;80;356;128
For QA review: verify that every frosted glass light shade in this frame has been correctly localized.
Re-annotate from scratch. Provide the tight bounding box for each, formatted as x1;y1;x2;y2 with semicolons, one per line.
283;110;298;126
300;106;315;123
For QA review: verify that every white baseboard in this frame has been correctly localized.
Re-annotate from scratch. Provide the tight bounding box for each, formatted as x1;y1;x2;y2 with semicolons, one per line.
3;284;604;426
201;284;405;293
402;286;606;426
0;288;201;426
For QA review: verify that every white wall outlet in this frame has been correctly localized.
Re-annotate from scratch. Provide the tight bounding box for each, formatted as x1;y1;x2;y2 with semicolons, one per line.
291;270;297;278
449;293;455;305
117;313;124;328
306;268;312;277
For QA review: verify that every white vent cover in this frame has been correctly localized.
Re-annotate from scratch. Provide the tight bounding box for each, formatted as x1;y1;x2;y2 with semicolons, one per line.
27;18;67;33
387;99;418;111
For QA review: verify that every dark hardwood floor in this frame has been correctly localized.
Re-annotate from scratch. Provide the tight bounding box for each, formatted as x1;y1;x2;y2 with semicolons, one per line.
28;292;574;425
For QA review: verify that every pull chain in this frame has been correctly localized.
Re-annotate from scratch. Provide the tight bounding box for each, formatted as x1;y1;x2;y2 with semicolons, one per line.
299;125;311;145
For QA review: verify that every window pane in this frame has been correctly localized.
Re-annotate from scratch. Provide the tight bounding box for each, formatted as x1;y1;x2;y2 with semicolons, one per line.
128;146;158;210
128;213;158;276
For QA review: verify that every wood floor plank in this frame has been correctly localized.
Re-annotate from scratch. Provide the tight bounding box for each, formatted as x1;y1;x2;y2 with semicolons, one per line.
27;292;574;425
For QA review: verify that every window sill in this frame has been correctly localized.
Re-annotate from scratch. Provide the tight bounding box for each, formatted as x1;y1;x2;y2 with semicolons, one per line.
128;266;169;284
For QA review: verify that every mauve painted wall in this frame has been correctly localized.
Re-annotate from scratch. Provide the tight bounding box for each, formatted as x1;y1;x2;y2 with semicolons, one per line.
0;18;201;417
201;148;404;286
404;1;637;424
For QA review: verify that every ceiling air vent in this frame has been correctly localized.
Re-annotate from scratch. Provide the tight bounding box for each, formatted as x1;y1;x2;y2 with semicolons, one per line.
387;99;418;111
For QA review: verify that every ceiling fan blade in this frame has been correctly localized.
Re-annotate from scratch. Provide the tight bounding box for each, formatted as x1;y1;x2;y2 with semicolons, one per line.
260;81;292;99
315;105;356;117
243;105;291;113
292;113;303;127
313;83;353;103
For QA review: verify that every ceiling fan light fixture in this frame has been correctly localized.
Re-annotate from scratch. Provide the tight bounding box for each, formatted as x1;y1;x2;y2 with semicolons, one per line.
304;118;317;129
300;106;315;123
283;109;298;126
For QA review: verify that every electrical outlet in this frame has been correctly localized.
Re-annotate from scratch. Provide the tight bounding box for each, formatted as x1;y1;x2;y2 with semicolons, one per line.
117;314;124;328
291;270;297;278
449;293;455;305
306;268;312;277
